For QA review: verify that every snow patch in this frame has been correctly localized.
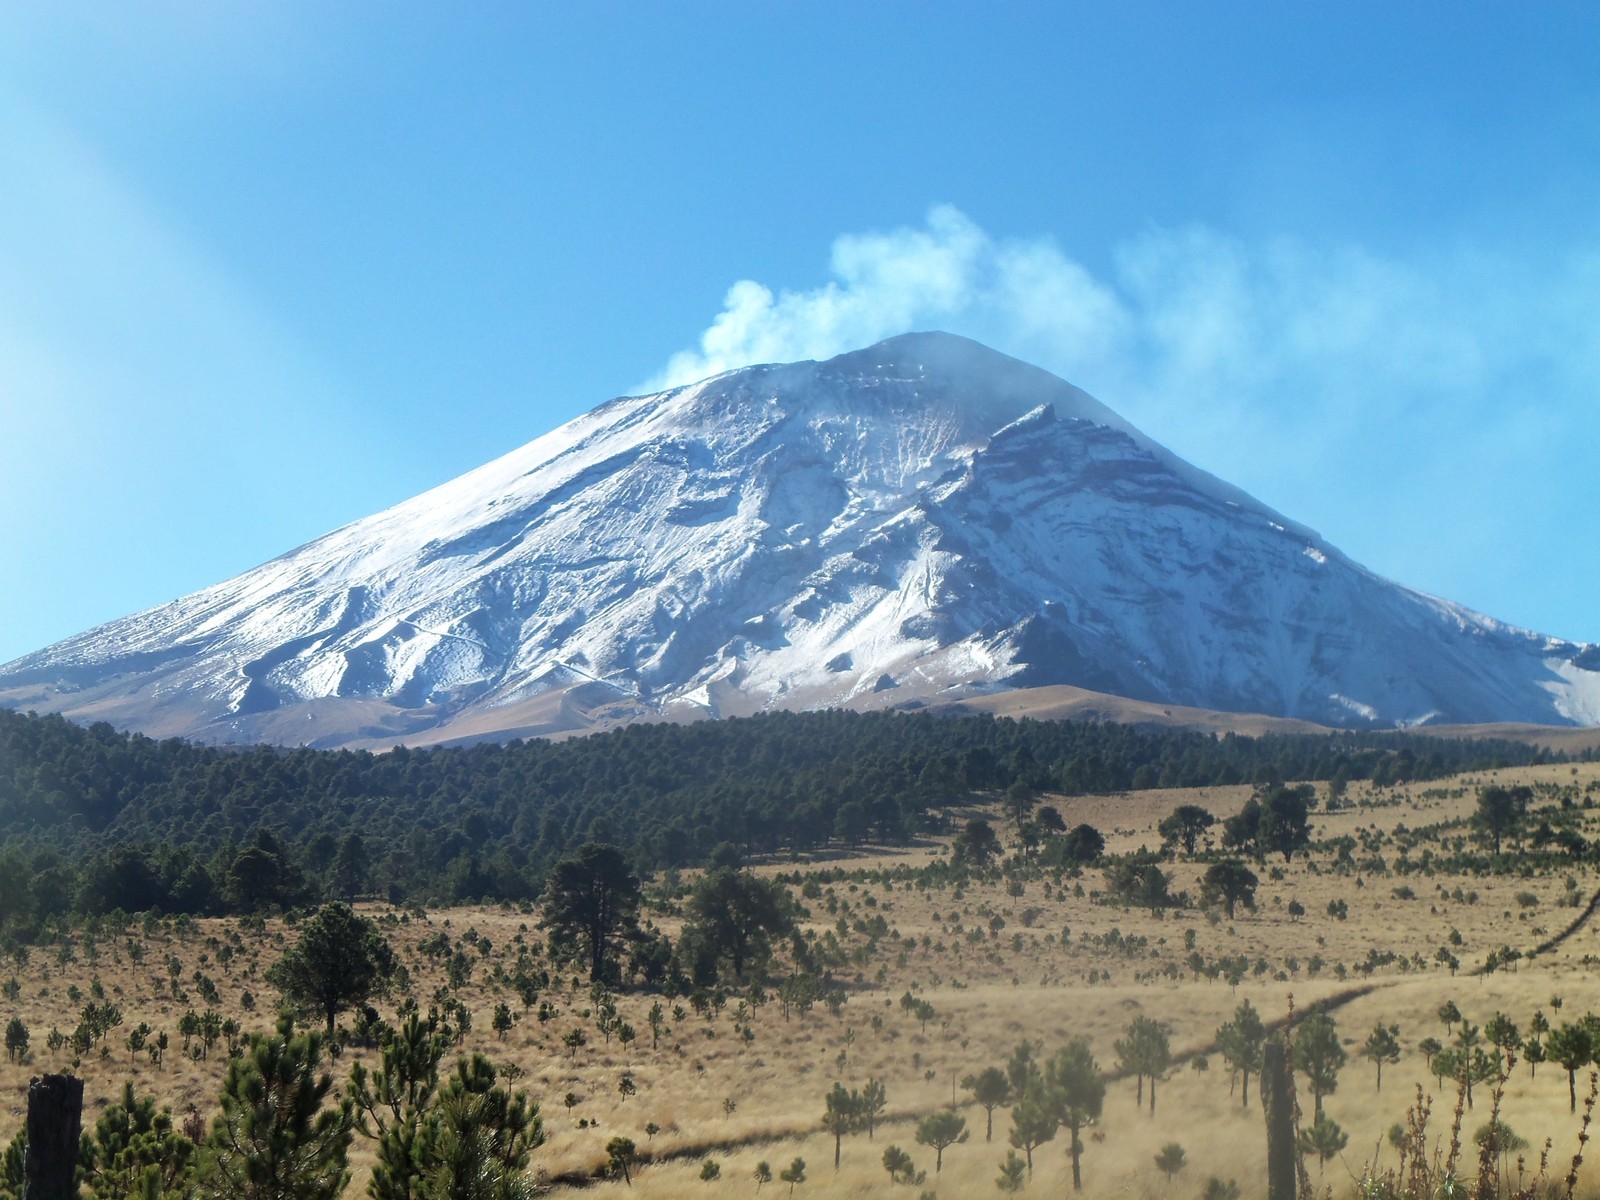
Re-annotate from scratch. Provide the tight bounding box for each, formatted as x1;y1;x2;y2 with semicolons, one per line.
5;331;1593;741
1543;658;1600;726
1328;694;1379;722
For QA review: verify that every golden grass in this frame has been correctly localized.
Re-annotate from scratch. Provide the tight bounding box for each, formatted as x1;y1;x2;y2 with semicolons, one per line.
3;759;1599;1197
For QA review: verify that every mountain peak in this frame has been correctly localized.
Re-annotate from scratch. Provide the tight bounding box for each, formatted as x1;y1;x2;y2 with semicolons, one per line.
822;329;1014;372
679;330;1134;460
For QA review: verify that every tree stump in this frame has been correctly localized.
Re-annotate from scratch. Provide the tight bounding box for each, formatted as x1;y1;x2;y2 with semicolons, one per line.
1261;1036;1297;1200
24;1073;83;1200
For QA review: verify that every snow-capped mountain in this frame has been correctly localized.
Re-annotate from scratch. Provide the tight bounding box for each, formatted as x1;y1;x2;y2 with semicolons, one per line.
4;332;1597;747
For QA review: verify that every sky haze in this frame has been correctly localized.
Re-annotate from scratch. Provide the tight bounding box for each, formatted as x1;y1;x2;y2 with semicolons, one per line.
2;2;1597;666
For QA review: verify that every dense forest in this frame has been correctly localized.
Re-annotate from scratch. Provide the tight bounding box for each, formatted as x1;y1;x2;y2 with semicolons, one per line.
0;704;1566;938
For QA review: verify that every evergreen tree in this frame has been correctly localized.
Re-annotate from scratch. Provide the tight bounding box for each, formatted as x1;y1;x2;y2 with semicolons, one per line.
202;1021;352;1200
1217;1002;1266;1108
961;1066;1012;1140
2;1019;26;1063
1103;861;1173;915
912;1111;967;1173
1058;824;1105;864
996;1151;1027;1192
881;1145;918;1185
1114;1017;1173;1113
1546;1022;1593;1112
1473;785;1530;854
1158;805;1215;854
857;1079;887;1140
1484;1012;1522;1070
682;868;795;981
1042;1038;1105;1192
0;1126;24;1200
1257;784;1314;862
1297;1114;1348;1177
1005;1041;1037;1100
331;833;371;900
348;1010;451;1200
1006;1081;1057;1175
82;1082;198;1200
1154;1142;1187;1182
1200;860;1258;920
267;902;397;1033
1221;798;1262;853
540;844;641;984
820;1084;861;1169
423;1055;544;1200
1361;1024;1401;1091
779;1157;806;1197
605;1137;637;1187
1437;1000;1462;1036
1294;1013;1345;1117
951;820;1002;869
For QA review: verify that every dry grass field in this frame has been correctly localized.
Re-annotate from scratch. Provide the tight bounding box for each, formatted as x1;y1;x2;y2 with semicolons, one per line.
5;759;1600;1198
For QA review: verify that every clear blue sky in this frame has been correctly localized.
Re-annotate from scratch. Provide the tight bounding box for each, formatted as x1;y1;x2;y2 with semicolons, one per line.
3;2;1598;667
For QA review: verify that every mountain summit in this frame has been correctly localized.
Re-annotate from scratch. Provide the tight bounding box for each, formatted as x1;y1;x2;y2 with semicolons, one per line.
5;332;1597;746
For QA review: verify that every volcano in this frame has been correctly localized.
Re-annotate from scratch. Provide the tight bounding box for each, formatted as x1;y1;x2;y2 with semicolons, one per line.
4;332;1596;747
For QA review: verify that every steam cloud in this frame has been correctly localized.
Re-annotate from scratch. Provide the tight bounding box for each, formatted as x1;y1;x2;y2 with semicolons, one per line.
651;206;1128;392
649;205;1600;639
650;205;1599;482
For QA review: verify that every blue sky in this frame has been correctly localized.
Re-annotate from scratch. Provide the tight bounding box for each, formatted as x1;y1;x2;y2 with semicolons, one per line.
2;2;1598;667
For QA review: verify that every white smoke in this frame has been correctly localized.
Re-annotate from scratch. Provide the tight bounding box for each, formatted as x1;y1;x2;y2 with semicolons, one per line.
652;205;1599;472
649;205;1128;391
650;206;1600;640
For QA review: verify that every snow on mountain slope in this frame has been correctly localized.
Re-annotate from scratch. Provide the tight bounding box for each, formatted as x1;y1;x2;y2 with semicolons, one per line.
3;332;1596;746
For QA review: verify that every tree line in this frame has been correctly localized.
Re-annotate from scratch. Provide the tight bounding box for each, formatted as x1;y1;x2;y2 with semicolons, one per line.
0;705;1559;942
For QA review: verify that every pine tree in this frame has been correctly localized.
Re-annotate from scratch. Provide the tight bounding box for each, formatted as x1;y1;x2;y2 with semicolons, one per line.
605;1137;637;1187
880;1145;917;1185
1546;1022;1593;1112
1042;1039;1105;1192
2;1019;26;1063
779;1157;806;1197
423;1055;544;1200
1154;1142;1187;1182
267;903;397;1034
1297;1114;1349;1177
996;1151;1027;1192
541;844;641;984
1217;1002;1266;1108
1115;1017;1172;1113
1294;1013;1345;1117
1006;1080;1057;1175
821;1083;860;1169
201;1021;352;1200
961;1067;1012;1140
858;1079;887;1140
82;1082;197;1200
0;1125;23;1200
1362;1024;1402;1091
913;1111;967;1173
348;1011;450;1200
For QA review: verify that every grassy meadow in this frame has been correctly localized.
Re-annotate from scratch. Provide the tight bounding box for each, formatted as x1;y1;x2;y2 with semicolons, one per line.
4;759;1600;1198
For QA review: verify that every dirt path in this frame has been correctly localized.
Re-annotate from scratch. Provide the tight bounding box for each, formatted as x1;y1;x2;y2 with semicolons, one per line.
1516;884;1600;963
542;886;1598;1189
542;979;1397;1189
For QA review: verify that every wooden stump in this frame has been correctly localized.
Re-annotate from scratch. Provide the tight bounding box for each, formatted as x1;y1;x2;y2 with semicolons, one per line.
1261;1036;1297;1200
24;1073;83;1200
